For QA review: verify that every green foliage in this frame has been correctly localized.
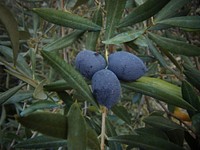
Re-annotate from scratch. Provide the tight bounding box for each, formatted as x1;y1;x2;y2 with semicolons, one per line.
0;0;200;149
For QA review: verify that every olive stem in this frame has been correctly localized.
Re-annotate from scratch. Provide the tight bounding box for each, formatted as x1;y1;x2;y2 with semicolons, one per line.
100;106;107;150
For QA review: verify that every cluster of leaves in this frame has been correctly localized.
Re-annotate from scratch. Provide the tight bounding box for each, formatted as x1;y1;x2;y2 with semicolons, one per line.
0;0;200;149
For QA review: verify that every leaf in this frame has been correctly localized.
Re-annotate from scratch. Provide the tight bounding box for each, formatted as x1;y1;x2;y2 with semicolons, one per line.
20;100;60;116
181;81;200;116
33;80;47;100
16;112;68;139
166;129;184;146
33;8;101;31
15;136;67;149
135;127;169;140
44;80;72;91
192;113;200;135
148;32;200;56
108;134;184;150
41;51;97;107
111;105;132;124
86;123;100;150
118;0;170;28
4;90;33;104
145;36;168;67
43;30;84;52
85;8;102;51
0;84;25;105
0;4;19;65
102;29;145;44
121;77;196;111
0;45;32;77
5;69;37;88
155;0;190;22
183;64;200;91
157;16;200;29
106;118;122;150
16;137;63;148
105;0;126;39
67;102;87;150
143;116;184;131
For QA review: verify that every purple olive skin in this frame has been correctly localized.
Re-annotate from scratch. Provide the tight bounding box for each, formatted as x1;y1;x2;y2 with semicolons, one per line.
75;50;106;79
92;69;121;109
108;51;147;81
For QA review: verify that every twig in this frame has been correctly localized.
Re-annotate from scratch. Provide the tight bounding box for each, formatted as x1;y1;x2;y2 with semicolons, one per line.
100;106;107;150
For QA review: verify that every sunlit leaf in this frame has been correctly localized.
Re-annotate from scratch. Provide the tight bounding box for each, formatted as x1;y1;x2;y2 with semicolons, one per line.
121;77;196;111
17;112;68;139
67;102;87;150
108;134;184;150
0;4;19;65
0;84;25;105
43;30;84;52
118;0;170;28
41;51;97;107
15;136;67;149
157;16;200;29
33;80;47;100
105;0;126;39
148;32;200;56
33;8;101;31
103;29;145;44
155;0;190;22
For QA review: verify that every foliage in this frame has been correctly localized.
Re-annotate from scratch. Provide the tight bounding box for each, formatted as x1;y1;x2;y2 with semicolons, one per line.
0;0;200;149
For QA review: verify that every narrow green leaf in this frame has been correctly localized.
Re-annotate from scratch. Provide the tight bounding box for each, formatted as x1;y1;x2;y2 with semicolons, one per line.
15;136;67;149
157;16;200;29
135;127;169;140
108;134;184;150
155;0;190;22
182;81;200;116
41;51;97;107
0;45;32;77
183;64;200;91
106;118;122;150
86;123;100;150
44;80;72;91
103;29;145;44
145;37;168;67
0;4;19;65
67;102;87;150
105;0;126;39
16;112;68;139
111;105;132;124
0;84;25;105
121;77;196;111
143;116;184;130
33;8;101;31
4;90;33;104
85;8;102;51
118;0;170;28
166;129;185;146
192;113;200;135
148;32;200;56
20;101;60;116
43;30;84;52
